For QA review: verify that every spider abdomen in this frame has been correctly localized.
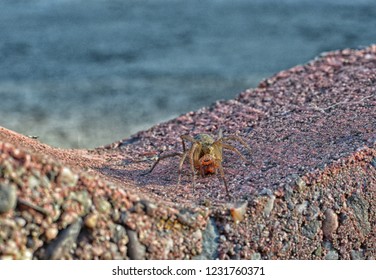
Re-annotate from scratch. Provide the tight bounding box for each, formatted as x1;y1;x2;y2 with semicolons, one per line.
198;154;219;175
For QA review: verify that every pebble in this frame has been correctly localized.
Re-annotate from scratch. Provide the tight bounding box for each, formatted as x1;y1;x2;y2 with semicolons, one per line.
141;200;157;217
84;213;98;229
73;191;92;215
163;238;174;259
322;209;338;238
177;210;197;227
119;210;128;225
224;224;232;234
126;229;146;260
229;201;247;223
27;176;40;189
295;176;306;189
112;224;128;244
11;148;23;159
351;249;364;260
251;252;261;260
325;250;339;260
322;240;334;250
314;245;322;257
96;198;112;214
45;227;59;241
111;208;120;221
0;182;17;214
41;218;82;259
263;195;275;217
58;167;78;187
347;193;371;235
192;229;202;242
371;158;376;168
302;220;320;239
193;218;219;260
15;217;27;227
40;175;51;189
295;200;308;214
22;249;33;260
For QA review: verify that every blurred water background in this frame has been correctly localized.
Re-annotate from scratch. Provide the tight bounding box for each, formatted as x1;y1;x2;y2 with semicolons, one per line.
1;0;375;148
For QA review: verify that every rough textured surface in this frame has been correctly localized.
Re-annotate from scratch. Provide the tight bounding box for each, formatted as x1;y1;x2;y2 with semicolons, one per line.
1;45;375;259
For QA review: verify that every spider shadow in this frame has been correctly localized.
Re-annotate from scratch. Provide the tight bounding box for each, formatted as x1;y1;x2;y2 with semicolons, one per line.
95;158;185;189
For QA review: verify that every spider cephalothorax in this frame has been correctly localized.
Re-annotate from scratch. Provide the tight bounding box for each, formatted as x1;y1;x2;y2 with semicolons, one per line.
143;130;251;196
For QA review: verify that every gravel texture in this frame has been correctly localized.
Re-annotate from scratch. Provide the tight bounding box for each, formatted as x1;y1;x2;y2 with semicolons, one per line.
1;45;375;259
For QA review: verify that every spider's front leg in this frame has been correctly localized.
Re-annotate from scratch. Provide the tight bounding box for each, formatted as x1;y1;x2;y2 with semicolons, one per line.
187;142;200;188
222;135;252;155
217;161;230;197
177;151;188;186
180;135;196;152
222;135;254;166
222;143;248;163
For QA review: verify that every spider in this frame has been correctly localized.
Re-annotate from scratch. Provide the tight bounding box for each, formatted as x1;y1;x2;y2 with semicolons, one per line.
142;130;252;196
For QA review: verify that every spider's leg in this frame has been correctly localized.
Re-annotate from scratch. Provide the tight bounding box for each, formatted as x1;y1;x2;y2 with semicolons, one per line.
181;135;196;143
188;143;199;188
177;150;188;186
200;165;205;177
222;135;252;154
217;161;229;197
222;143;249;163
217;128;223;140
141;152;182;175
180;135;196;152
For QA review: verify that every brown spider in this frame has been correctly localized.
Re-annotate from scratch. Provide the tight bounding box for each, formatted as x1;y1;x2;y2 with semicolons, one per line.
142;130;252;196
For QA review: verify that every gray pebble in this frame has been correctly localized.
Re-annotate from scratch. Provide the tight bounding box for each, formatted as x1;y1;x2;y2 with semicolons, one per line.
177;210;197;227
193;218;219;260
295;200;308;214
350;249;365;260
295;176;306;189
325;250;339;260
0;182;17;214
39;218;83;259
347;193;371;235
112;224;127;244
126;229;146;260
322;240;334;250
263;195;275;217
251;252;261;260
302;220;320;239
140;200;157;217
224;224;232;234
371;158;376;168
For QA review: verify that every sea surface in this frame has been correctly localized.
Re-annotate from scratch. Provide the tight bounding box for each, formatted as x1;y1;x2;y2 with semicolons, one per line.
1;0;375;148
